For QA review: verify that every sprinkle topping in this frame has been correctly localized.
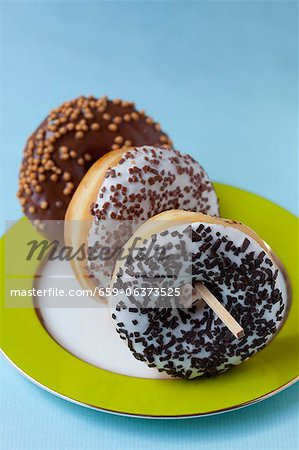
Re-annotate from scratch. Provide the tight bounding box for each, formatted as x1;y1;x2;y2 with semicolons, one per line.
111;221;287;379
87;146;219;283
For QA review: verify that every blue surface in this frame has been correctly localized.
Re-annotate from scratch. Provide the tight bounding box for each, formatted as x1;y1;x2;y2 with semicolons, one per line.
0;1;298;449
0;359;298;450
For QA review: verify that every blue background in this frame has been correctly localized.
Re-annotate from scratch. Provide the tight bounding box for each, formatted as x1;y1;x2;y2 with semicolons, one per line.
0;1;298;449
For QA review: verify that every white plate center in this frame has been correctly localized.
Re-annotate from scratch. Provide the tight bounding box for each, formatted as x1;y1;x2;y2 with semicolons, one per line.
35;259;170;379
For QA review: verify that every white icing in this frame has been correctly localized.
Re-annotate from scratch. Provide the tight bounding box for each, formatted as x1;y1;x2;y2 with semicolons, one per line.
110;221;288;378
87;146;219;284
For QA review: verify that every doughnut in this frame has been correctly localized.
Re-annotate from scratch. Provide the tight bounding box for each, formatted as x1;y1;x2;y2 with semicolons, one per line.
65;146;219;292
110;210;289;379
17;95;172;235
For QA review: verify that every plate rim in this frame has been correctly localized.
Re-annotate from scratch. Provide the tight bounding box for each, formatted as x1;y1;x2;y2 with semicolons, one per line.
1;350;297;419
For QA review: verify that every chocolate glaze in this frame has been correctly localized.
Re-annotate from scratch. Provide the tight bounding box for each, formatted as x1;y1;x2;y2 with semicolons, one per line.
17;96;172;238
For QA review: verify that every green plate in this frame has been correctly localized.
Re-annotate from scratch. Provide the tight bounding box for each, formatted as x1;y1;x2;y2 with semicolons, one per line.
0;184;298;418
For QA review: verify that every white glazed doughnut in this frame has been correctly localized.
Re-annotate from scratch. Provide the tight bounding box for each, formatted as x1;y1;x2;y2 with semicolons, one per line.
110;210;289;379
66;146;219;290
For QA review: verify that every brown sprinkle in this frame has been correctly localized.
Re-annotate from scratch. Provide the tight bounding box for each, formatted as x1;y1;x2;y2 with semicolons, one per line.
159;135;168;143
75;131;84;139
40;201;48;210
50;174;58;182
113;116;122;124
63;172;71;181
114;136;124;144
108;123;118;132
131;112;139;121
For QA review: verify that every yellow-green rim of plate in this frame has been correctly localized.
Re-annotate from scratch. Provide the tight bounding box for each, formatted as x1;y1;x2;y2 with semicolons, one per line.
0;183;298;418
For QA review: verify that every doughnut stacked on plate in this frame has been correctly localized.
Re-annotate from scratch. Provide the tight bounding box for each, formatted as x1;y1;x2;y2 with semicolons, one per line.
66;145;219;289
18;95;290;379
17;95;172;231
110;211;288;378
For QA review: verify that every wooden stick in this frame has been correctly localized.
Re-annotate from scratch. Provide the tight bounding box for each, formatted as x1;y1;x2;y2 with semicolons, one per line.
194;282;245;339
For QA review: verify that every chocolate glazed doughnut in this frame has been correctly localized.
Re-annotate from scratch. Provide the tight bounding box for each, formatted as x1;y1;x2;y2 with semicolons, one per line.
17;96;172;237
